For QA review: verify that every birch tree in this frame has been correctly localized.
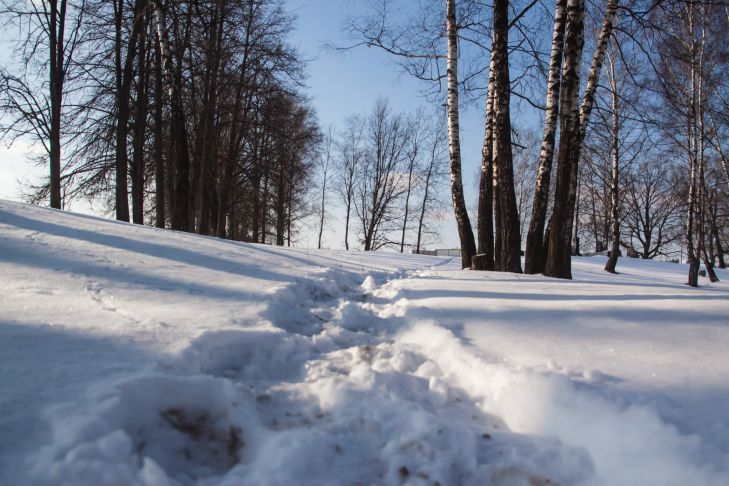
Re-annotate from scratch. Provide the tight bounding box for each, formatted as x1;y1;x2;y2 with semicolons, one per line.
544;0;618;279
523;0;567;274
490;0;522;272
445;0;477;268
652;0;728;285
603;45;622;273
475;71;495;270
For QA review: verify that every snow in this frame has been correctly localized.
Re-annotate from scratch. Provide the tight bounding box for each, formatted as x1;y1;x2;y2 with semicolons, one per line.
1;199;728;485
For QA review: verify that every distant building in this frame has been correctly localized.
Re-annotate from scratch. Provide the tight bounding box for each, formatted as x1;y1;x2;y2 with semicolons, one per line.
411;248;462;257
435;248;461;257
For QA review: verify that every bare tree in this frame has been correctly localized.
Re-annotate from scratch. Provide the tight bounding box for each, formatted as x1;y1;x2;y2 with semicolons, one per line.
524;0;567;274
416;118;448;253
315;126;334;249
0;0;86;209
399;113;424;252
475;70;495;270
652;0;727;285
489;0;522;272
445;0;477;267
621;158;683;259
355;98;409;251
512;129;538;242
544;0;587;279
545;0;618;279
336;116;365;250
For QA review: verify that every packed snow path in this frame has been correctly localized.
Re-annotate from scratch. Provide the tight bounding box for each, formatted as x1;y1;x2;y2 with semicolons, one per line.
1;200;728;485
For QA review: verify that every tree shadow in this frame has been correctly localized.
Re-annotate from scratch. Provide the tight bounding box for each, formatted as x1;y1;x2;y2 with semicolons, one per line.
0;209;293;285
0;320;158;482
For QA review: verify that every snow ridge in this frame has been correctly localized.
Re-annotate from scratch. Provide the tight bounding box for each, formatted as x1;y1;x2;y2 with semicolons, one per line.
27;268;595;486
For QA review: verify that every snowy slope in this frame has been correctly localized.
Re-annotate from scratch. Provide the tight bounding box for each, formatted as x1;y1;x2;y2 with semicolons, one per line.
1;199;728;486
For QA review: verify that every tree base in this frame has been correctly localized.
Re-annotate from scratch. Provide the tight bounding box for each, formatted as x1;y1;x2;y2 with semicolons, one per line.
471;254;494;271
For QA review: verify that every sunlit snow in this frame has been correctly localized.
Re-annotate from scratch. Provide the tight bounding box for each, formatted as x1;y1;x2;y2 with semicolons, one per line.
1;200;727;485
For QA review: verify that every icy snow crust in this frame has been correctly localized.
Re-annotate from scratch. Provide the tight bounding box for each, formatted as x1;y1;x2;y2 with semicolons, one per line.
1;200;728;486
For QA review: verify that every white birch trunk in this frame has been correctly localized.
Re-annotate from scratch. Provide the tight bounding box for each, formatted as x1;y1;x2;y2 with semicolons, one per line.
579;0;619;140
445;0;476;268
524;0;567;274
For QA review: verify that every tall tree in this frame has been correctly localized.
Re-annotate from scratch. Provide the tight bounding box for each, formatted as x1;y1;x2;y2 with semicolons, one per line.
545;0;618;279
445;0;477;268
475;71;495;270
316;126;334;249
113;0;146;222
490;0;522;273
603;44;621;273
524;0;567;274
152;0;192;231
355;99;409;251
337;117;364;251
0;0;86;209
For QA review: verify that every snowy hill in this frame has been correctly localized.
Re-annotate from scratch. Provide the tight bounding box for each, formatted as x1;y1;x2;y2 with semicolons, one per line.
1;199;728;485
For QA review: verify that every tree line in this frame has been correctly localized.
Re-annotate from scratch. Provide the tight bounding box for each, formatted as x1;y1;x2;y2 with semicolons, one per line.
1;0;727;287
0;0;320;244
312;99;448;253
344;0;727;286
0;0;448;252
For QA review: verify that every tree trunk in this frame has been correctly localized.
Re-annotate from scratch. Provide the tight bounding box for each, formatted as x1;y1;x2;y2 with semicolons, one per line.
686;6;700;287
475;70;495;270
195;0;225;236
400;153;416;253
544;0;586;279
132;14;149;225
317;151;329;250
696;36;718;284
416;165;432;254
711;200;726;268
524;0;566;274
604;52;620;274
578;0;619;141
114;0;128;222
344;194;352;250
152;0;191;232
115;0;145;222
49;0;65;210
153;31;165;228
491;0;522;273
446;0;477;268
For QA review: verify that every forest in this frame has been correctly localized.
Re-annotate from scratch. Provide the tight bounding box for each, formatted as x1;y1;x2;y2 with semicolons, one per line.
0;0;726;286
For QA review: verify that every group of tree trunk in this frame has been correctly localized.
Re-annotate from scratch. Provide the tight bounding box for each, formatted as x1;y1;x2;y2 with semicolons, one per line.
346;0;727;285
1;0;320;244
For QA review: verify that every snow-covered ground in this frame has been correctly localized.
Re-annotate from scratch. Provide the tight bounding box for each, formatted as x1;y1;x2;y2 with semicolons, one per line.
1;199;728;486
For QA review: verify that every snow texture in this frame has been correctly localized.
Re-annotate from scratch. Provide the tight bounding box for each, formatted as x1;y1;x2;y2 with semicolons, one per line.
1;199;728;485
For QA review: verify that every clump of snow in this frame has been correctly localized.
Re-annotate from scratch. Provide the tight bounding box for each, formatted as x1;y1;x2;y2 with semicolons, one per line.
2;200;729;485
33;374;251;485
398;320;728;485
